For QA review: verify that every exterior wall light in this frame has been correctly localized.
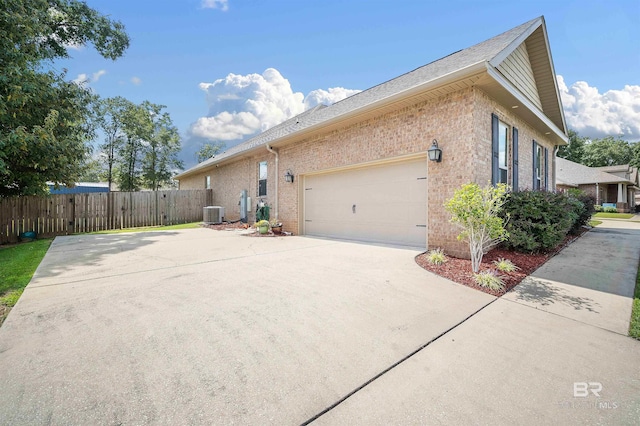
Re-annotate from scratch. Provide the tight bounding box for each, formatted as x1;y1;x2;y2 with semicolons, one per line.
284;170;295;183
428;139;442;162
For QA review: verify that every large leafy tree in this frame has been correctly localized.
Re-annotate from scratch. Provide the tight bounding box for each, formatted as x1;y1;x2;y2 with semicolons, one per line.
195;141;225;163
582;136;634;167
630;142;640;169
115;101;183;191
116;102;149;191
557;129;586;163
0;0;129;197
93;96;134;190
77;154;105;182
141;103;183;190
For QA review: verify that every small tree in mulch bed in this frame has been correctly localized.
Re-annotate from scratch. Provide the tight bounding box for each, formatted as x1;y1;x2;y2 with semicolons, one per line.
445;183;509;273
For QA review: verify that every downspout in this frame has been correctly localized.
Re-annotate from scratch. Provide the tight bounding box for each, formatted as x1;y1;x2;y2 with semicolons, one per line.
266;144;278;221
553;145;559;192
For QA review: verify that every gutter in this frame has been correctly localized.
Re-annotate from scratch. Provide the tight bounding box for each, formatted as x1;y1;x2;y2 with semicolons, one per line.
553;145;559;191
266;144;278;221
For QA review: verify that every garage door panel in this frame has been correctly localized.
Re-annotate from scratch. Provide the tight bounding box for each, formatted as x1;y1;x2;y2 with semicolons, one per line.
304;159;427;247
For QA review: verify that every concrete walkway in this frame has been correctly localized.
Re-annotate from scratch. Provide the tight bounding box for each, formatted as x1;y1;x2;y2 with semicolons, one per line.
504;219;640;334
315;220;640;425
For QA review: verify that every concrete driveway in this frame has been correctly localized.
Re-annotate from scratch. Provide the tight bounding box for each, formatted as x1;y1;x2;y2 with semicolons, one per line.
2;224;640;425
0;229;493;425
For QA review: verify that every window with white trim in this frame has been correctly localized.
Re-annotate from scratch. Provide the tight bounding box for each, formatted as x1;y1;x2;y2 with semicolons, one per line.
498;120;509;184
492;114;518;188
533;142;543;190
258;161;267;196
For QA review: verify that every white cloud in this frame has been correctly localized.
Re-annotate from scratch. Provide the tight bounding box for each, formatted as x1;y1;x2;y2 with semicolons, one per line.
131;76;142;85
558;75;640;140
72;69;106;86
189;68;360;142
64;42;84;51
92;70;106;82
72;73;89;85
201;0;228;11
304;87;361;109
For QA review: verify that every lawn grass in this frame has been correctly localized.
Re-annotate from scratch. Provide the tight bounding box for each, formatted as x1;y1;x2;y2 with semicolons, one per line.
630;261;640;340
593;212;635;219
0;239;52;325
88;222;201;235
589;220;603;227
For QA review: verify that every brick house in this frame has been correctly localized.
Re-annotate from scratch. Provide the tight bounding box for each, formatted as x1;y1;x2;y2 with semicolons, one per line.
176;16;568;257
556;158;639;212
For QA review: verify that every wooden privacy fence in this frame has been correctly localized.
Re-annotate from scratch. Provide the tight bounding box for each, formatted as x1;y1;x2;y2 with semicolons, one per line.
0;189;214;244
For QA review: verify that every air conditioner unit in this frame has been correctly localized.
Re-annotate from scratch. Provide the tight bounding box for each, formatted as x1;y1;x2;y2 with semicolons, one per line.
203;206;225;224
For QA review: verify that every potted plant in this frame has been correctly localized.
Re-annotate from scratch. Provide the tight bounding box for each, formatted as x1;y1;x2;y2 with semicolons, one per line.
270;218;283;234
255;220;270;234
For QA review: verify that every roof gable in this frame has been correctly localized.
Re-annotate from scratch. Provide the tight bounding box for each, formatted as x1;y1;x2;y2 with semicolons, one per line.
496;43;542;109
489;18;566;133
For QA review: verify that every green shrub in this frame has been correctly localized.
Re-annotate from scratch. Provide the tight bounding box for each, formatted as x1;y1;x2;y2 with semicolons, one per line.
501;190;577;253
603;206;618;213
569;193;595;234
426;248;447;265
493;258;519;272
473;270;505;291
594;205;603;212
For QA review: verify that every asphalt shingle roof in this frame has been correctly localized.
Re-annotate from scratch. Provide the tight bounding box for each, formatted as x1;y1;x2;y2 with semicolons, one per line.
178;17;542;177
556;158;632;186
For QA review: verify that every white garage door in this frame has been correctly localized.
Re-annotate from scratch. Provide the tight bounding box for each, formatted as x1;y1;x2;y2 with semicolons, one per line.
303;158;428;247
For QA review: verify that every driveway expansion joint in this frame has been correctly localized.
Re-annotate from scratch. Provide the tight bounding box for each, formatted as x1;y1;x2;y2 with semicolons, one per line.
300;297;499;425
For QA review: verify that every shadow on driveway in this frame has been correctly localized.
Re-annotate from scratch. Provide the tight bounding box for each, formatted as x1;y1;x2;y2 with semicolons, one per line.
510;277;601;313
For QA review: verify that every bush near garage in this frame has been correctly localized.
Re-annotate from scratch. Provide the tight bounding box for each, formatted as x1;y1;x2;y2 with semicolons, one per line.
500;190;587;253
567;190;596;235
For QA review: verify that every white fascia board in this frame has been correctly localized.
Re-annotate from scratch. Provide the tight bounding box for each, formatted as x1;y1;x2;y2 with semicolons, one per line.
539;20;568;134
486;65;568;144
489;17;542;67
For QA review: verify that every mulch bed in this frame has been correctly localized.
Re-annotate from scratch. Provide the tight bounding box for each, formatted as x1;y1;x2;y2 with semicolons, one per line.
201;222;290;237
415;227;590;297
201;221;250;231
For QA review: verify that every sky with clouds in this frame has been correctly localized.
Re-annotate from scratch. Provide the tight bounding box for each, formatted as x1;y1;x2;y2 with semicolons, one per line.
55;0;639;167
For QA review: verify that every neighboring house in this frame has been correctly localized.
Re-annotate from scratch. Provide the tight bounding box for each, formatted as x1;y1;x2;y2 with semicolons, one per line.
47;182;110;195
556;158;639;212
176;16;568;257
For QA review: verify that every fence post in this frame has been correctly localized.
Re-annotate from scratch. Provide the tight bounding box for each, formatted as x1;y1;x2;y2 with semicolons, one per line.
67;195;75;235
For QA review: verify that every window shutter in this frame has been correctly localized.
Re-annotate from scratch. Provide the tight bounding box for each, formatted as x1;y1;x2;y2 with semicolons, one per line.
544;147;549;191
512;127;519;191
532;141;538;190
491;114;499;185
